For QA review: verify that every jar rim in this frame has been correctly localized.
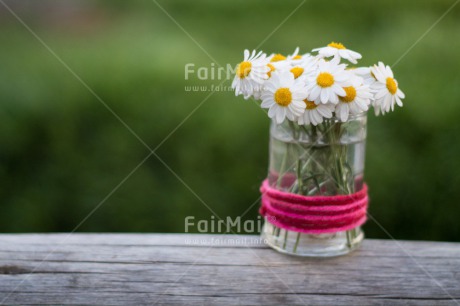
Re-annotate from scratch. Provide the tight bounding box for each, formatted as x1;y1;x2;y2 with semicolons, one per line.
271;111;367;125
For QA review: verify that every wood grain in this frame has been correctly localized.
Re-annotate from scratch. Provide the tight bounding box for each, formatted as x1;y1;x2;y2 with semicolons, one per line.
0;234;459;305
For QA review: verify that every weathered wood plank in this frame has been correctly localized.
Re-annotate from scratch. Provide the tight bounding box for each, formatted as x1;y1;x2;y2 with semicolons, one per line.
0;234;459;305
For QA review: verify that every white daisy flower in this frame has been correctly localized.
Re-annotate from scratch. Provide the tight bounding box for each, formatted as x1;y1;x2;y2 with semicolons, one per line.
232;49;269;99
370;62;405;115
288;55;318;82
335;77;373;122
251;60;290;100
286;47;301;61
313;42;362;64
260;70;307;124
306;58;350;105
268;53;287;62
266;60;290;79
354;67;376;86
286;47;311;65
297;99;335;126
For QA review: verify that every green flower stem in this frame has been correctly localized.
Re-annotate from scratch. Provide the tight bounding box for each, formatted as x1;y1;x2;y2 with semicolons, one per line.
293;231;301;253
275;119;358;252
283;230;288;249
328;121;355;245
276;144;288;188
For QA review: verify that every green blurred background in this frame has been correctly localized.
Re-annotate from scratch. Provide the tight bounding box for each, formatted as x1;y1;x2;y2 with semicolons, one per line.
0;0;459;241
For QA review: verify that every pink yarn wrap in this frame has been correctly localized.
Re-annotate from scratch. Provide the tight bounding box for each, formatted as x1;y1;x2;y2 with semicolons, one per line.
259;179;368;234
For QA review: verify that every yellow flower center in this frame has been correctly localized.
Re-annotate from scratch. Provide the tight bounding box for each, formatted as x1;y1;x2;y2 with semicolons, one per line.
271;54;286;62
386;77;397;95
267;63;275;77
339;86;357;103
316;72;334;87
293;55;302;60
304;99;317;110
237;61;252;79
274;88;292;107
328;42;346;49
290;67;304;79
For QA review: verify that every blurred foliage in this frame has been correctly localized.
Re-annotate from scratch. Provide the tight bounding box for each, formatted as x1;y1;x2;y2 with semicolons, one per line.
0;0;459;241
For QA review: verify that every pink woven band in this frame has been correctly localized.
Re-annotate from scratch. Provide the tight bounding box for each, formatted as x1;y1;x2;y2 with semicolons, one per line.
259;179;368;234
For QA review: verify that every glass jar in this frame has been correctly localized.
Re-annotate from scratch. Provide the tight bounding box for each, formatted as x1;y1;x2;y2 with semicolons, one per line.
261;113;367;257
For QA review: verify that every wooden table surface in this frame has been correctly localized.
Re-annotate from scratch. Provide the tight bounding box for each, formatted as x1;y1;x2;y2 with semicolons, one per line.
0;234;459;305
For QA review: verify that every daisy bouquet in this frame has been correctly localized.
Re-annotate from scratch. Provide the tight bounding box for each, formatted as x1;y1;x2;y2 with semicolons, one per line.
231;43;405;256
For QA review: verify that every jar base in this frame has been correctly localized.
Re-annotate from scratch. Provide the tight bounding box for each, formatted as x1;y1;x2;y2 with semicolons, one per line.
261;221;364;257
